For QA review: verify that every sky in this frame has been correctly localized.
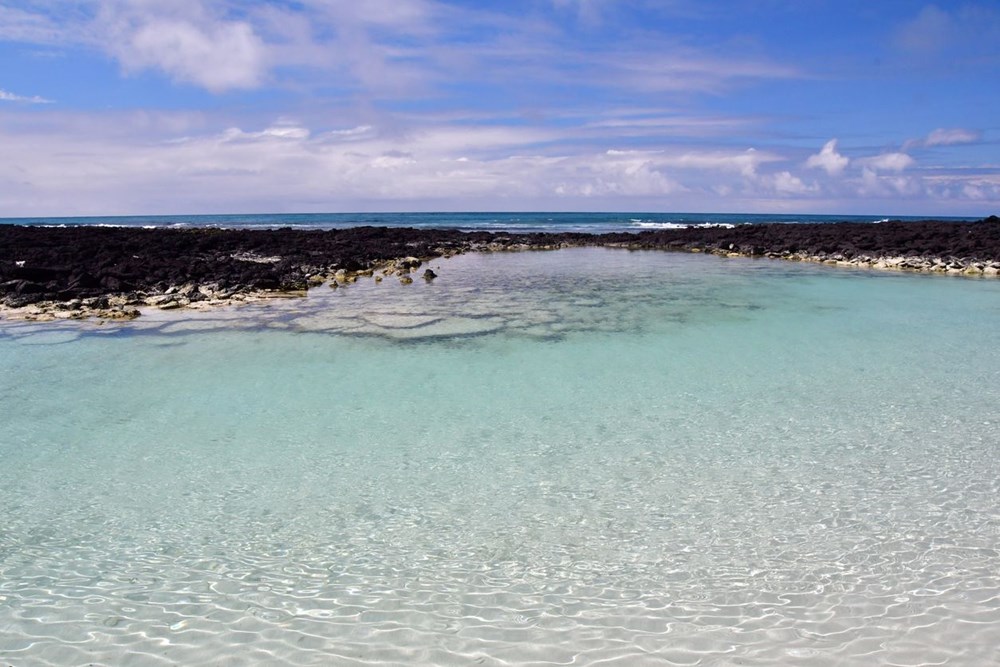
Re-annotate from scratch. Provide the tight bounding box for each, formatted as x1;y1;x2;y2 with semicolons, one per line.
0;1;998;217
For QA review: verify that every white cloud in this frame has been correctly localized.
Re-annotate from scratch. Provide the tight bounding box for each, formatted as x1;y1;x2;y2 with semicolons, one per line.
903;127;983;150
771;171;815;195
962;184;985;200
886;175;918;196
0;113;799;215
1;93;996;217
858;168;883;197
0;88;53;104
584;113;756;137
0;1;802;101
97;2;267;92
220;123;311;142
923;173;1000;203
894;4;1000;58
611;51;799;94
925;127;981;146
856;167;920;198
861;152;915;172
805;139;849;176
128;20;263;91
0;5;82;44
286;0;440;96
584;151;686;196
602;147;781;181
371;153;417;169
895;5;954;53
551;0;611;27
323;125;375;140
1;2;280;93
662;148;779;177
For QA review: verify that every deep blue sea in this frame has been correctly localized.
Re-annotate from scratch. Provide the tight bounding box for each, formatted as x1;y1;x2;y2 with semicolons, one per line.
1;216;998;665
0;210;980;234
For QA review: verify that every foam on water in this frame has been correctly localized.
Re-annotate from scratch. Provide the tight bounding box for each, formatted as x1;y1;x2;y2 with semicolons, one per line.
2;248;1000;666
630;221;736;230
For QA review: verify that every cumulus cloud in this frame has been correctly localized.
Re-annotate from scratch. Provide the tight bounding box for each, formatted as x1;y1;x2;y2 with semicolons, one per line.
554;157;686;198
0;4;276;94
1;110;996;216
124;19;263;91
0;88;53;104
771;171;815;196
95;2;267;92
36;103;988;216
0;113;795;215
857;168;919;198
805;139;849;176
922;174;1000;203
861;152;915;172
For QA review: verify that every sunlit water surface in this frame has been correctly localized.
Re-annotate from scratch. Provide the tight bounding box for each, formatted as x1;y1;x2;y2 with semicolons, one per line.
2;248;999;666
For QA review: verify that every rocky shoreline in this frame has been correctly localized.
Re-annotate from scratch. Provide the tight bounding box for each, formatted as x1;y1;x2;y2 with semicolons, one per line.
1;217;998;321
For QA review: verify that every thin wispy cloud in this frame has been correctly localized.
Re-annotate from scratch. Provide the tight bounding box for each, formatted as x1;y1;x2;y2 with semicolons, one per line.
552;0;608;26
903;127;983;151
893;3;1000;64
0;88;53;104
0;1;996;215
924;128;982;147
606;51;799;94
0;4;88;44
894;5;955;54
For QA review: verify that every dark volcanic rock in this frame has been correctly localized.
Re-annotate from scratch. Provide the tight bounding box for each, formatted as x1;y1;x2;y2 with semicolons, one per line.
612;219;1000;263
1;218;998;309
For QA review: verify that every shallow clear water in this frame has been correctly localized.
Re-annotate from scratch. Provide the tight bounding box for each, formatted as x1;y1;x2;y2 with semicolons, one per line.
2;249;999;666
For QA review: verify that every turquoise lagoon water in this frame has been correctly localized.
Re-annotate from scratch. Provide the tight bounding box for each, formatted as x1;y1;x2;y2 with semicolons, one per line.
1;248;999;666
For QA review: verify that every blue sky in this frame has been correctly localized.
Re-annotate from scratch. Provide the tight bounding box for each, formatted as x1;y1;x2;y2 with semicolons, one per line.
1;1;998;216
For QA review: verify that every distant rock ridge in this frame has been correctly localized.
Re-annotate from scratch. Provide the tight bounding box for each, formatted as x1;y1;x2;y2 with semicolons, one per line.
1;217;998;321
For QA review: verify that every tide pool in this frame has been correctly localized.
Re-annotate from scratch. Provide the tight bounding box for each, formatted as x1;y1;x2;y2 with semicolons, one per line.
2;249;999;666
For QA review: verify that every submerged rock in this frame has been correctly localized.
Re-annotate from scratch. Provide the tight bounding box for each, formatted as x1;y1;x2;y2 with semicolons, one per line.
397;257;422;272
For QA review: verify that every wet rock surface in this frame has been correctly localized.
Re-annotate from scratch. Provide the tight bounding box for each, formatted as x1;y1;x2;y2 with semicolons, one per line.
1;218;998;319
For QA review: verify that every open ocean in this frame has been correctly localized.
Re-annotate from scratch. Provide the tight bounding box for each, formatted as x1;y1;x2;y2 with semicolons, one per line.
1;215;999;665
0;210;981;234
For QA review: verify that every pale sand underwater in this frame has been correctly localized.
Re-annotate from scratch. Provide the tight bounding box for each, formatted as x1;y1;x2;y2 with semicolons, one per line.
2;249;999;666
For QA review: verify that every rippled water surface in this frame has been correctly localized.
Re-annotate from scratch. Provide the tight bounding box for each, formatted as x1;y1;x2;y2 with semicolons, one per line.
2;249;1000;666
